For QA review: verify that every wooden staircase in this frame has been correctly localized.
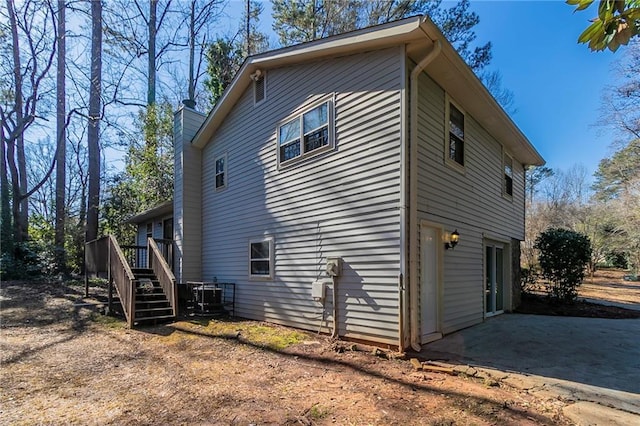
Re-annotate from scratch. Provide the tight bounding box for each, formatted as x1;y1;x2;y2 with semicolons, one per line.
131;268;175;324
85;235;178;328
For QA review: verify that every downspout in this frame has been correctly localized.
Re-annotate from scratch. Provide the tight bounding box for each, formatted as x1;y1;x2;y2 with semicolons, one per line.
409;33;442;352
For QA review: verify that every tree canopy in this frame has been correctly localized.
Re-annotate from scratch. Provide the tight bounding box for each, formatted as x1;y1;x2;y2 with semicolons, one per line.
567;0;640;51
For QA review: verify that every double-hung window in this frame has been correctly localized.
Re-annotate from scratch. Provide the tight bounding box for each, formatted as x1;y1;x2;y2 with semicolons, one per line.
215;153;226;190
278;100;332;166
249;237;274;279
503;153;513;197
447;101;465;168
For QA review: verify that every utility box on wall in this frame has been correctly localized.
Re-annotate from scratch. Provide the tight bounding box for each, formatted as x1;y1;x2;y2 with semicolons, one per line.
326;257;342;277
312;280;326;303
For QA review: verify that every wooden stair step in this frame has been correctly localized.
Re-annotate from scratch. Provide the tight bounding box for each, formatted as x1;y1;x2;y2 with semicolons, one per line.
136;306;173;311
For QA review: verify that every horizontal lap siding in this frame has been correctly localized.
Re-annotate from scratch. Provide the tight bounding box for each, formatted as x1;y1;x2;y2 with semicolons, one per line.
174;108;206;282
201;48;403;346
416;72;526;334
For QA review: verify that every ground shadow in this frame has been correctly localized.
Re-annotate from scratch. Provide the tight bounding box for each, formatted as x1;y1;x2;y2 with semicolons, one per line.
419;313;640;395
146;320;559;425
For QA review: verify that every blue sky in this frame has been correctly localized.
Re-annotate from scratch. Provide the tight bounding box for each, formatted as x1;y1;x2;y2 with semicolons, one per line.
224;0;619;182
469;1;617;180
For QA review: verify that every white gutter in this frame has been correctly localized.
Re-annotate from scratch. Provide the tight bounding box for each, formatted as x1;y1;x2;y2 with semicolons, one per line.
408;30;441;352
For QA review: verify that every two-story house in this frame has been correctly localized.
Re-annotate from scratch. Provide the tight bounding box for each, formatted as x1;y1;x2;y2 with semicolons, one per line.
170;15;544;351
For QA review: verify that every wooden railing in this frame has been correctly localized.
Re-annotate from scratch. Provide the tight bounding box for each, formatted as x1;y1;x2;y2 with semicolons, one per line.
109;235;136;327
148;237;177;317
85;237;109;281
85;235;136;327
120;239;173;271
154;238;174;272
121;245;148;269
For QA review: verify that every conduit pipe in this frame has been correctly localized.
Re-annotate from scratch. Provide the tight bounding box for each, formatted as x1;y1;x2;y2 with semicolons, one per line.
408;33;441;352
331;276;338;338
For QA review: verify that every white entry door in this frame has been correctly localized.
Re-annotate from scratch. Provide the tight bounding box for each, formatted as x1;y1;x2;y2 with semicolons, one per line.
421;226;440;341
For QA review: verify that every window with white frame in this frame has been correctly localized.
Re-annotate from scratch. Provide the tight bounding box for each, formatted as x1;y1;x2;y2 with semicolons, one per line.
215;153;226;190
446;101;465;167
504;153;513;197
249;237;273;279
278;100;332;166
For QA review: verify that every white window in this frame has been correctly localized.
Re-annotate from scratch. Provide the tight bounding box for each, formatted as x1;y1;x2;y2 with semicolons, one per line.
445;99;465;169
503;153;513;197
215;153;226;190
254;72;266;105
249;237;274;279
277;99;333;167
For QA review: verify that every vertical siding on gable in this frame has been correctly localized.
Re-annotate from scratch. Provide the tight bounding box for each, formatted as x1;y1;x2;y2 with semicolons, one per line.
416;71;526;334
201;47;403;346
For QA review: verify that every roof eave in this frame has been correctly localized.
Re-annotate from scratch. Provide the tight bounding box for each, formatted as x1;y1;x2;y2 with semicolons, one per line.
418;20;545;167
191;15;544;167
191;16;425;149
125;201;173;225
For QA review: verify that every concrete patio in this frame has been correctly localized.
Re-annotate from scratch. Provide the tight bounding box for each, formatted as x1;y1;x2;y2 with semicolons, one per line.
421;314;640;425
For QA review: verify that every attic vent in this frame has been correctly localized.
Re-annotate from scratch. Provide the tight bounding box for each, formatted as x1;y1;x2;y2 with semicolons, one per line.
253;71;266;105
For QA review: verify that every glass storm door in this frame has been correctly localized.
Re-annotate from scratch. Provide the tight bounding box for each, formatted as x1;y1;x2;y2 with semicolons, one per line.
485;244;505;315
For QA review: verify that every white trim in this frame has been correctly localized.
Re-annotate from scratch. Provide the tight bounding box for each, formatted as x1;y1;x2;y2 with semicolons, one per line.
444;94;466;173
190;16;544;168
483;239;510;318
502;150;514;200
249;236;275;280
398;45;408;350
214;152;227;191
419;220;445;345
276;95;335;169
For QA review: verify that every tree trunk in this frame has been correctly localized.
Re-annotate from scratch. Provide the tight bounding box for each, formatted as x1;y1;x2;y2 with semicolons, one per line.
6;0;27;243
0;129;12;254
188;0;195;102
147;0;157;106
55;0;67;272
246;0;250;56
86;0;102;243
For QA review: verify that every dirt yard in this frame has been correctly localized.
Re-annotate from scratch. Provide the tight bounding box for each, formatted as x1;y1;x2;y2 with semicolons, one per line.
580;268;640;306
0;280;572;425
517;269;640;318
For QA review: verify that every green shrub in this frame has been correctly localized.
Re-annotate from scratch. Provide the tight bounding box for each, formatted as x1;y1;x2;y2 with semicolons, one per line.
0;241;56;280
534;228;592;303
604;251;629;269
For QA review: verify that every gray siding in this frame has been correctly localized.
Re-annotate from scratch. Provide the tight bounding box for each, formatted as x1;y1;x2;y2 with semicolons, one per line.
174;106;206;283
416;71;526;334
136;218;170;247
200;47;403;345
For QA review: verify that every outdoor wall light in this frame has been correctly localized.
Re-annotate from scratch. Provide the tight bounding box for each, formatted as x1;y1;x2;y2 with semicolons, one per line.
444;229;460;250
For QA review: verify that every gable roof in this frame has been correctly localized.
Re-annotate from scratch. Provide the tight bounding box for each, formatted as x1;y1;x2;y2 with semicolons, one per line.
192;15;544;167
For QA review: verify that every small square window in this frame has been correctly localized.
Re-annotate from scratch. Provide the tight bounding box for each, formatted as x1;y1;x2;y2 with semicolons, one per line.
249;237;274;279
504;154;513;197
215;154;226;190
447;102;465;167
